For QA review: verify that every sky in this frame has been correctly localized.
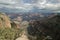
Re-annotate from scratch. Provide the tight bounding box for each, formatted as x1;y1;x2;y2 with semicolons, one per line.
0;0;60;13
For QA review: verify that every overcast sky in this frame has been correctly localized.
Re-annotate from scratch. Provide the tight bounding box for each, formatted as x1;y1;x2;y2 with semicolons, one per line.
0;0;60;13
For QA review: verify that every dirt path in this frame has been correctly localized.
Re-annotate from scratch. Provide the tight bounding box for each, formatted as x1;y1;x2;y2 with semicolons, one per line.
16;34;29;40
16;31;29;40
16;23;29;40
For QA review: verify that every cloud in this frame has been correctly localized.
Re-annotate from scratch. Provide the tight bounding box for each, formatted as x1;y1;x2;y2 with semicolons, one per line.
35;0;60;12
0;0;60;13
0;0;34;12
45;4;60;10
0;0;16;5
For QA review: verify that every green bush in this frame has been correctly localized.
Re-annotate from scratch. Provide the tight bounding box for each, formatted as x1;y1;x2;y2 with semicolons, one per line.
0;28;22;40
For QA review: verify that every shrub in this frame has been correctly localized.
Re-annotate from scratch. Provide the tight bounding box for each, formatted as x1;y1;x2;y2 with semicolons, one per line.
0;28;22;40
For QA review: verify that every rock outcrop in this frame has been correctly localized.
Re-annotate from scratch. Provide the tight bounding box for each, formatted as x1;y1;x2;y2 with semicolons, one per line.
27;14;60;40
0;13;11;28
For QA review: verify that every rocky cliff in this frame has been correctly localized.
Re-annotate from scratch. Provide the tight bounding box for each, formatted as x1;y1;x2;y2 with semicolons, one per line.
27;14;60;40
0;13;11;28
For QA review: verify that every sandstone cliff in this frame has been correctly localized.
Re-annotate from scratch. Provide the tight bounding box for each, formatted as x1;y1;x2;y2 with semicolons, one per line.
0;13;11;28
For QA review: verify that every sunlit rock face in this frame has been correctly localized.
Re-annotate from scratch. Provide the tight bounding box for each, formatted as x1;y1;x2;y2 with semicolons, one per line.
0;13;11;28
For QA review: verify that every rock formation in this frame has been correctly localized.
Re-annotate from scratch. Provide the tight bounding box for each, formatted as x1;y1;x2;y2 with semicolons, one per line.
0;13;11;28
27;14;60;40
